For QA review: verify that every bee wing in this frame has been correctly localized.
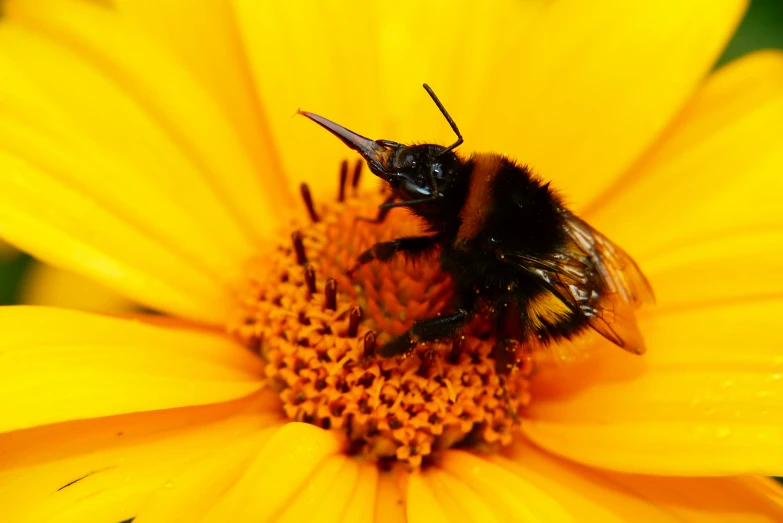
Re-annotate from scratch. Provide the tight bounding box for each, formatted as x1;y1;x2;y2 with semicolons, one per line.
563;212;655;308
501;212;654;354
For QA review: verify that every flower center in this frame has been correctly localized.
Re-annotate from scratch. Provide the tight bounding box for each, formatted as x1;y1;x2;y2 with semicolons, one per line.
230;161;531;468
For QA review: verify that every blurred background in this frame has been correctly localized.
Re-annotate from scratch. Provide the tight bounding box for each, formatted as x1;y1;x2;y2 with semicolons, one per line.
0;0;782;314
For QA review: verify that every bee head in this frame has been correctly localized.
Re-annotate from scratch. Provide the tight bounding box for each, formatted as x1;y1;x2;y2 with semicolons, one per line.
299;84;465;215
377;142;463;202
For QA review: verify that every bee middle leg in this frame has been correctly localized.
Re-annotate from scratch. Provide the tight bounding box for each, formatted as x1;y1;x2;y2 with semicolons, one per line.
350;234;441;274
379;308;471;358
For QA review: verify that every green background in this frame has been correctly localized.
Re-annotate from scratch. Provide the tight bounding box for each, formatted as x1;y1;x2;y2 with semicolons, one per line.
718;0;783;67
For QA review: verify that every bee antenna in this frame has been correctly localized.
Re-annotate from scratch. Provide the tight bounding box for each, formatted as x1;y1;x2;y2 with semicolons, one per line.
423;83;463;155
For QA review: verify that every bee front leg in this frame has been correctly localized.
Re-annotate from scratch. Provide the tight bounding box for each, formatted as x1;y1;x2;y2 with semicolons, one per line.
379;309;471;358
349;234;441;274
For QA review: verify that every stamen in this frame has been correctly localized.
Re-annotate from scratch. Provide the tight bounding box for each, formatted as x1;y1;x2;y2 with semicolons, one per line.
324;278;337;311
351;159;363;189
338;160;348;203
291;231;307;266
363;331;377;359
300;183;320;223
304;265;317;295
348;306;362;337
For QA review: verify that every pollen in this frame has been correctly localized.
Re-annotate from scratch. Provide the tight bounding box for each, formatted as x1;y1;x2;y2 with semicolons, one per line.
229;161;532;468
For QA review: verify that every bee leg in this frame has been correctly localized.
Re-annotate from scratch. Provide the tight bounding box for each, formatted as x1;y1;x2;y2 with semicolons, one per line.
498;373;521;425
349;234;440;274
493;337;529;425
488;298;529;375
356;196;394;224
379;309;471;358
492;338;522;375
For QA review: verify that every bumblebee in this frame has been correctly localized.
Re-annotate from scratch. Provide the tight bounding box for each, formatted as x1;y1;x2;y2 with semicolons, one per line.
300;84;654;370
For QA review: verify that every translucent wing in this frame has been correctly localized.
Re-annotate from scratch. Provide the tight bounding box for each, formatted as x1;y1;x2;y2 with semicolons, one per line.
501;211;654;354
563;212;655;308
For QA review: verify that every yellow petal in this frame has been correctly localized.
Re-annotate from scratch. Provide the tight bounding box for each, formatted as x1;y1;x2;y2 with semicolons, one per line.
525;52;783;475
3;0;285;240
642;229;783;312
274;455;359;523
418;468;502;523
201;423;344;522
524;300;783;475
615;475;783;523
19;262;138;314
236;0;546;199
0;25;258;322
500;438;783;522
438;450;577;522
0;147;233;323
407;471;450;523
0;307;266;432
0;394;281;523
588;50;783;256
0;22;257;269
340;463;380;523
375;468;408;523
239;0;745;207
114;0;294;210
495;443;674;522
478;0;747;208
133;427;280;523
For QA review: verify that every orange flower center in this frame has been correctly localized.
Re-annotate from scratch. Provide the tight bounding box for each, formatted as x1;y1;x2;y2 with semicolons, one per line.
230;161;532;468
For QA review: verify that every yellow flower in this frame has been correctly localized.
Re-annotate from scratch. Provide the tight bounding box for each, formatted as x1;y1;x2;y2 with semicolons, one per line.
0;0;782;521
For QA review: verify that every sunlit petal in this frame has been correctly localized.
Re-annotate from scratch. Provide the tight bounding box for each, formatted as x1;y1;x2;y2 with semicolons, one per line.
407;471;451;523
4;0;285;241
339;463;379;523
0;396;281;523
0;307;266;432
524;299;783;475
588;50;783;257
418;468;502;523
375;469;408;523
114;0;294;209
478;0;747;208
133;428;279;523
236;0;546;198
500;438;783;522
274;455;359;523
200;423;344;521
439;451;577;522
